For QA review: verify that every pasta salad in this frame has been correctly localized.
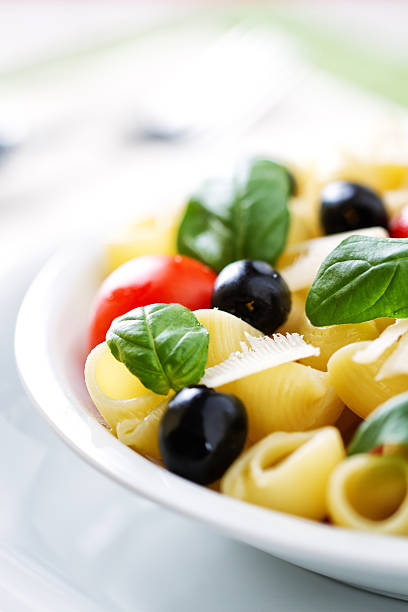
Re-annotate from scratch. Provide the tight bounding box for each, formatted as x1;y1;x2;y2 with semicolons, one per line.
85;155;408;536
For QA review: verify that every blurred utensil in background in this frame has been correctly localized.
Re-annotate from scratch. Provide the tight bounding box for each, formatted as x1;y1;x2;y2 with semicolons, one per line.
0;21;309;211
0;130;20;165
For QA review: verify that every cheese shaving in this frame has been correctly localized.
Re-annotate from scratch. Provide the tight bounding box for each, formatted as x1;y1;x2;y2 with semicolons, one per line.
353;319;408;364
280;226;388;291
201;332;320;388
376;333;408;380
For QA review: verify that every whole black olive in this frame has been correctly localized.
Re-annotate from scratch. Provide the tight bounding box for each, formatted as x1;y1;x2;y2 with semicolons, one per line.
159;385;247;485
320;181;388;235
211;260;291;334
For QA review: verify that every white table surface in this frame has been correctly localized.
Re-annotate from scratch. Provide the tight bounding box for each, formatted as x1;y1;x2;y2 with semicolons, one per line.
1;2;408;609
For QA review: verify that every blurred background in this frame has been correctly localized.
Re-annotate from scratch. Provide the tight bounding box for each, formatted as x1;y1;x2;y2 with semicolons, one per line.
1;2;408;610
2;0;408;274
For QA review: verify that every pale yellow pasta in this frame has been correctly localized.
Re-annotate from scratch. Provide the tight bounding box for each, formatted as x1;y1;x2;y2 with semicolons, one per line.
92;342;147;400
286;197;319;245
277;240;307;271
277;290;308;335
84;342;167;431
221;427;345;520
375;164;408;191
105;208;181;274
327;341;408;419
376;332;408;380
220;362;343;442
298;318;378;371
194;309;262;367
287;161;318;199
117;400;167;459
292;163;323;236
327;455;408;535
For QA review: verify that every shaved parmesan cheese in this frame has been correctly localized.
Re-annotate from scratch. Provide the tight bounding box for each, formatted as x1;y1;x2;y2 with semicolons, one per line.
280;226;388;291
201;332;319;388
376;333;408;380
353;319;408;364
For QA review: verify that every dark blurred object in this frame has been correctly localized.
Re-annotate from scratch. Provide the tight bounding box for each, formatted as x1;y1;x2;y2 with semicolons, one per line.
0;131;19;165
130;25;306;144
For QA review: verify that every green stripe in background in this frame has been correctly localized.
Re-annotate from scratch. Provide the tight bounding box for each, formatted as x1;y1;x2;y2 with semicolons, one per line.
263;8;408;109
2;4;408;108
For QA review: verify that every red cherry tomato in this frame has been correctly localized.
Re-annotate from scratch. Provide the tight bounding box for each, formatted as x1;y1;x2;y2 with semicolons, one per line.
389;205;408;238
88;255;217;350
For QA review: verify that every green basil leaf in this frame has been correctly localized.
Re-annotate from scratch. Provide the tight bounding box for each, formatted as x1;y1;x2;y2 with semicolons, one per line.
348;393;408;455
306;235;408;326
177;158;291;273
106;303;209;395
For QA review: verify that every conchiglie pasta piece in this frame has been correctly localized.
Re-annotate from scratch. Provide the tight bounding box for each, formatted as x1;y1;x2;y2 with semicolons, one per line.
298;319;378;371
286;197;319;246
327;455;408;535
105;210;180;274
327;341;408;419
277;290;307;335
374;163;408;192
287;161;318;199
220;362;343;442
93;342;148;400
194;309;261;367
85;342;167;431
117;400;167;459
221;427;345;520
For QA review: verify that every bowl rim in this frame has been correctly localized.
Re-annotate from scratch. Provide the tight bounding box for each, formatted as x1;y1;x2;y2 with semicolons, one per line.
14;244;408;583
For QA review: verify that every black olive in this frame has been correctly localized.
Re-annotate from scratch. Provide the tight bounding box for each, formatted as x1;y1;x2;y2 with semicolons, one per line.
320;181;388;235
159;386;247;485
211;260;291;334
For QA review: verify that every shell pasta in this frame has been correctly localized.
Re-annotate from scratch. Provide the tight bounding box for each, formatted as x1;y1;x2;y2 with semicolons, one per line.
328;455;408;535
116;401;167;460
327;341;408;419
220;362;343;442
85;342;168;435
221;428;345;520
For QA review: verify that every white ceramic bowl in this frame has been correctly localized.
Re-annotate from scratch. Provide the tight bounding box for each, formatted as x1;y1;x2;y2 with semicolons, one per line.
15;244;408;600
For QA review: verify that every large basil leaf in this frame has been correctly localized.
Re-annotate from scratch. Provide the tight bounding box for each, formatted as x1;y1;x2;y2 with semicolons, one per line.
107;303;209;395
306;235;408;326
177;159;291;273
348;393;408;455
